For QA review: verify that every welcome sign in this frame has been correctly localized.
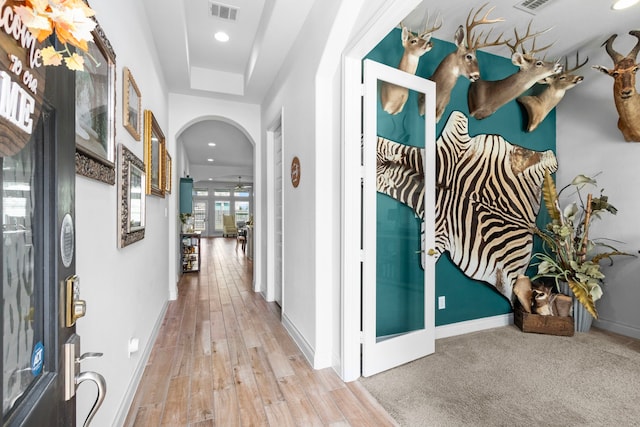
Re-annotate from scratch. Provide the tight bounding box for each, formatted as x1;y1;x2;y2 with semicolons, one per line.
0;0;46;157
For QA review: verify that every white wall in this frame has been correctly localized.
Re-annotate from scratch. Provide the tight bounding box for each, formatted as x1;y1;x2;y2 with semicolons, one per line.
260;0;389;369
74;0;171;426
556;45;640;338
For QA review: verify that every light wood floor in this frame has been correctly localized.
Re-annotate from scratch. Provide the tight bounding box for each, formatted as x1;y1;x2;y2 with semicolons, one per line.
124;237;397;426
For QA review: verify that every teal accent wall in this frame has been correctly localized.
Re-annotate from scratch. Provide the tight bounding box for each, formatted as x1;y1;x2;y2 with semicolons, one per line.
366;28;556;330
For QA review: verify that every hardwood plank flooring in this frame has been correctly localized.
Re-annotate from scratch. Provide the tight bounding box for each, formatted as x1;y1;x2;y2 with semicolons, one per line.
124;237;397;427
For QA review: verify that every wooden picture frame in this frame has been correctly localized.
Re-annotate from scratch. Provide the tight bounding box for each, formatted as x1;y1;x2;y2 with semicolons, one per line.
75;17;116;185
117;143;146;247
123;67;141;141
165;152;172;194
143;110;165;197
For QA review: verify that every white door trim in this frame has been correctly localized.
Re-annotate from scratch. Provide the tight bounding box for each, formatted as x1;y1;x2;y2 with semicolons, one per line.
340;0;423;382
266;109;285;305
361;59;436;376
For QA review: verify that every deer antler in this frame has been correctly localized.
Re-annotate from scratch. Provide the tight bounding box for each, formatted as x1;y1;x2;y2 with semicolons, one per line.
421;11;443;36
505;21;553;56
563;51;589;74
465;3;507;50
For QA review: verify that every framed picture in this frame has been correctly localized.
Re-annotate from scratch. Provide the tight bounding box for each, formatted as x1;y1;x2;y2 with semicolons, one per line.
75;19;116;185
117;143;146;247
165;152;172;194
123;67;142;141
143;110;165;197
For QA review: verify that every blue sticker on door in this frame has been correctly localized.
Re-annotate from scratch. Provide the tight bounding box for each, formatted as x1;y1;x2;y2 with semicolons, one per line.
31;341;44;376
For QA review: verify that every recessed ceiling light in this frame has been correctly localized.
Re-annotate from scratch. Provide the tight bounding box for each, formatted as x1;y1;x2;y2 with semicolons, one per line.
214;31;229;42
612;0;639;9
208;178;213;181
207;158;214;162
208;142;216;147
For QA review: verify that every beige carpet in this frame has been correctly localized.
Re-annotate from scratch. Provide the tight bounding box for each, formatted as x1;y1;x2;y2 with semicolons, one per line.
359;325;640;427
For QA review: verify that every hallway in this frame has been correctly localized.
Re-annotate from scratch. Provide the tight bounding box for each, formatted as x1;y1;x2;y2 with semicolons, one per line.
124;237;396;426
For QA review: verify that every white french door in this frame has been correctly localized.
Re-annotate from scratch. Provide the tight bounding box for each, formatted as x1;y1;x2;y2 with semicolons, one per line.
361;59;436;376
193;200;208;236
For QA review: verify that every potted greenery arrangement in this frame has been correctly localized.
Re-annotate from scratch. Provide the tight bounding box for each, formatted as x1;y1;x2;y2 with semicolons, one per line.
179;213;194;233
530;170;634;331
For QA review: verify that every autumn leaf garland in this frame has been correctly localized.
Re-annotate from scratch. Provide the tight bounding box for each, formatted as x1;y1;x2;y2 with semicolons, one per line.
13;0;97;71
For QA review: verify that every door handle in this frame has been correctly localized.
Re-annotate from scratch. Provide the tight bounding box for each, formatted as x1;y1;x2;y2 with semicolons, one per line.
76;371;107;427
64;335;107;426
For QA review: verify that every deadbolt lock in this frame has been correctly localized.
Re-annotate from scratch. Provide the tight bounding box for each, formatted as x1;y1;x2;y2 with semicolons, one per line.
66;275;86;327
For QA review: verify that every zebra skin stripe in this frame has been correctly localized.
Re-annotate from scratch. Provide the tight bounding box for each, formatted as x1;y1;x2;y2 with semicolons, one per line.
376;111;558;303
376;137;425;219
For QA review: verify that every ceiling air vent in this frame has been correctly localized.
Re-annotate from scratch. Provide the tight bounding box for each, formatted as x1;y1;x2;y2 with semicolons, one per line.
209;1;238;21
514;0;554;14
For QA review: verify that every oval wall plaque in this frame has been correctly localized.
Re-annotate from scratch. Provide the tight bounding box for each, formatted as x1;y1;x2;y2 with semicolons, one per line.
291;156;301;188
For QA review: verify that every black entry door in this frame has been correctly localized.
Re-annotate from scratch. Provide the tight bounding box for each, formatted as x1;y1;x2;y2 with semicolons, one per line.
1;56;77;425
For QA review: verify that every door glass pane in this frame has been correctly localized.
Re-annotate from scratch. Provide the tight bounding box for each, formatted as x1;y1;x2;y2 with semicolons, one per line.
214;201;230;231
235;201;249;226
375;79;425;339
2;137;44;416
193;201;207;233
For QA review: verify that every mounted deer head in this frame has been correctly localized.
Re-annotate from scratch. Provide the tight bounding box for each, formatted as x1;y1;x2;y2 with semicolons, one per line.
593;31;640;142
422;3;506;121
467;21;562;120
518;52;588;132
380;15;442;115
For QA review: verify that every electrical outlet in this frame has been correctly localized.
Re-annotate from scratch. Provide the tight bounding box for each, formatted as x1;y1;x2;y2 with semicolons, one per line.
438;296;446;310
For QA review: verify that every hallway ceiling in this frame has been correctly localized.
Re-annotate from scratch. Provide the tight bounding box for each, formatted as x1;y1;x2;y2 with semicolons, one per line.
140;0;314;185
141;0;640;184
141;0;314;103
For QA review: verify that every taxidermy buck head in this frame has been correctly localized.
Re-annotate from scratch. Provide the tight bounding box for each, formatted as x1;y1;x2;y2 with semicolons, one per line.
593;31;640;142
518;52;588;132
467;21;562;120
380;15;442;115
423;3;506;121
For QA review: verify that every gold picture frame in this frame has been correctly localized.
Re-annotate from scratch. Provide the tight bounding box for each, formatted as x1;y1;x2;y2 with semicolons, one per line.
165;152;172;194
143;110;165;197
117;143;146;247
75;17;116;185
123;67;141;141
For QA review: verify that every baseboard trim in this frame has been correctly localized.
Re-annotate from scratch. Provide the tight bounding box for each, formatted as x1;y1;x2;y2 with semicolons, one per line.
113;301;169;426
593;318;640;340
282;312;315;367
435;313;514;339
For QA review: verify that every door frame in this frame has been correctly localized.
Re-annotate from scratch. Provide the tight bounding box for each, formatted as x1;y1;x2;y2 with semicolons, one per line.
340;0;423;382
265;110;284;305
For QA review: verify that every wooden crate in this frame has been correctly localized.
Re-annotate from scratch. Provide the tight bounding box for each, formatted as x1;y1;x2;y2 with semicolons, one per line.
514;305;574;337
